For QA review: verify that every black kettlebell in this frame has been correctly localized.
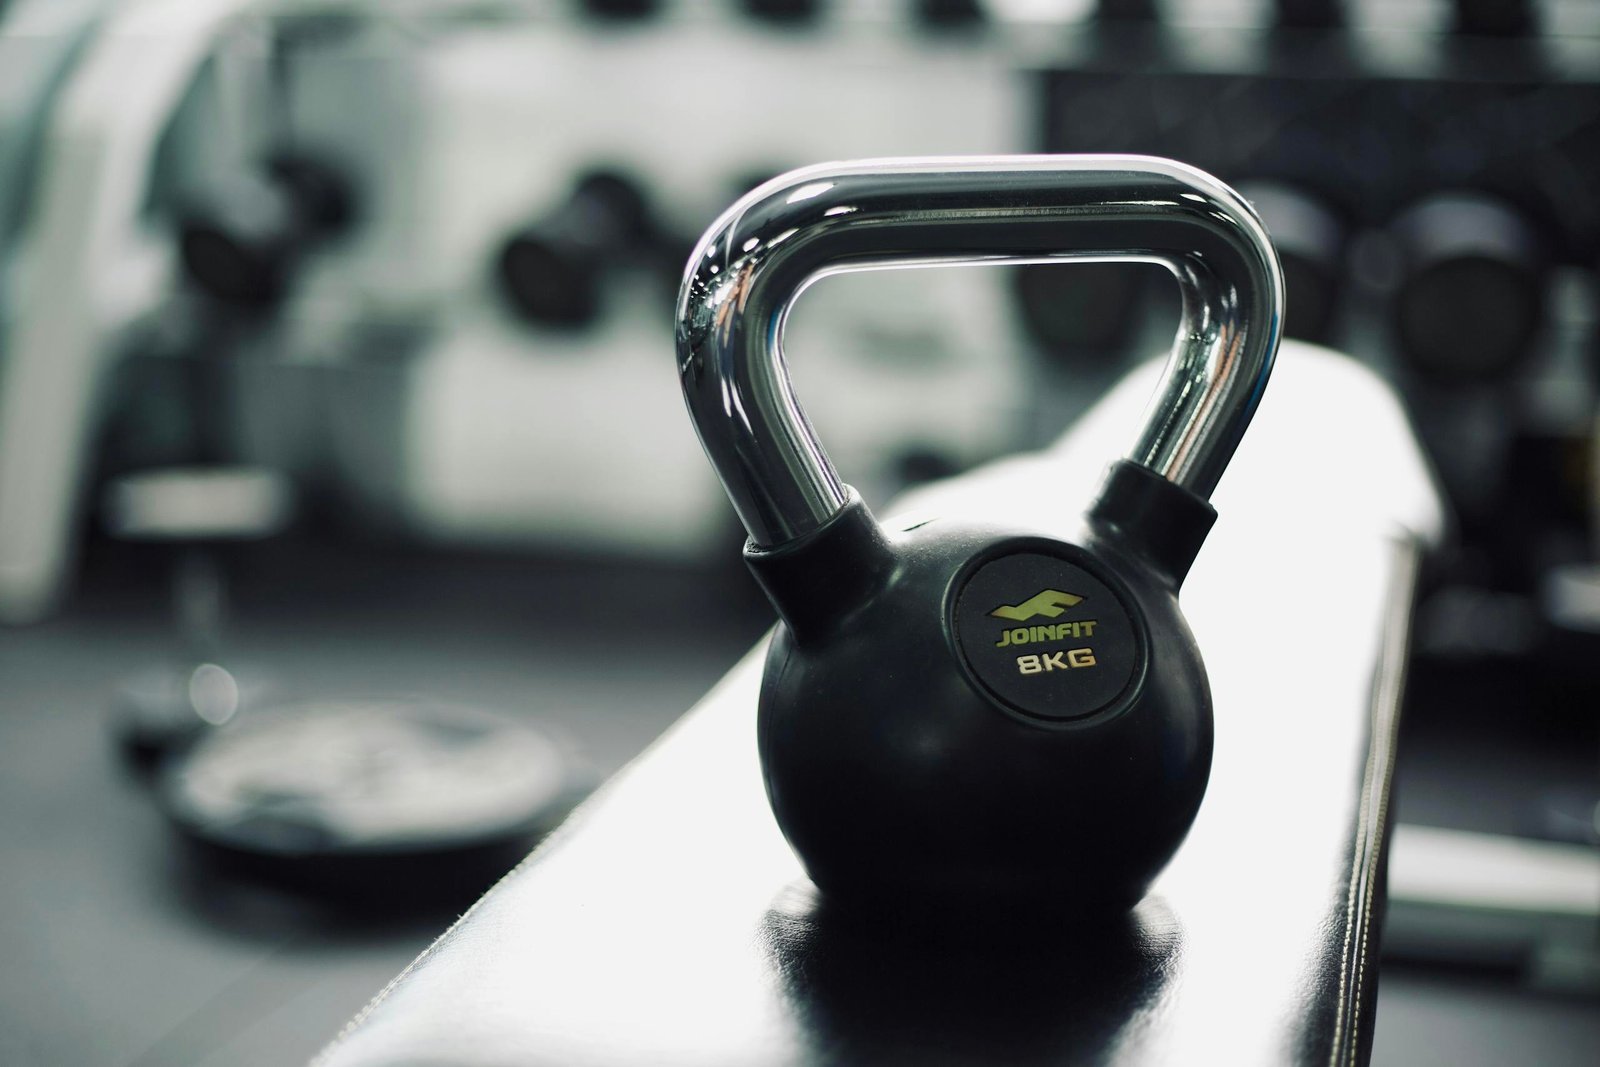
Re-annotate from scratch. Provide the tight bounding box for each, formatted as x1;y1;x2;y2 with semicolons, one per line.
675;157;1283;914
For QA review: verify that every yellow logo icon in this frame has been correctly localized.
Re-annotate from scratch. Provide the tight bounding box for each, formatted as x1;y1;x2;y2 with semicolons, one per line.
989;589;1084;622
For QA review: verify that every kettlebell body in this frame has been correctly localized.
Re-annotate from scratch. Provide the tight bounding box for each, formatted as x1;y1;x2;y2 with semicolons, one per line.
676;156;1282;912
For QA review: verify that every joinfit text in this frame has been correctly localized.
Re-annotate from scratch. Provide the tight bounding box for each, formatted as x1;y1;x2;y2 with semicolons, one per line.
994;620;1098;648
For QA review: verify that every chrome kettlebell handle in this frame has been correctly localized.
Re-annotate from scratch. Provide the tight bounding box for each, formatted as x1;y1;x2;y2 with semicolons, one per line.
676;155;1284;549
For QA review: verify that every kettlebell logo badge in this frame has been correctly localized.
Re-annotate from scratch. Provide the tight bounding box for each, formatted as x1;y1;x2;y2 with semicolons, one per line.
992;588;1099;672
989;589;1084;622
992;588;1100;659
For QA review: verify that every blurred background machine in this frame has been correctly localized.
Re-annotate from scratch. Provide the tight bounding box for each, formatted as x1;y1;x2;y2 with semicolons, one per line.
0;1;1598;1064
6;0;1599;615
0;0;1032;626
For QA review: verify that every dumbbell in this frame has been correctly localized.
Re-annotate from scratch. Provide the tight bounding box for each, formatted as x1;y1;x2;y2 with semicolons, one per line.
1012;261;1149;362
496;169;660;329
1236;180;1347;344
676;156;1282;913
1389;192;1547;385
1275;0;1343;29
741;0;826;28
178;153;353;309
914;0;986;32
1453;0;1536;37
1096;0;1160;20
579;0;662;21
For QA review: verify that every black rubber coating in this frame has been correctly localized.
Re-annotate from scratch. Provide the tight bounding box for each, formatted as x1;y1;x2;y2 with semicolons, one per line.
747;495;1211;913
743;494;895;644
1086;460;1217;587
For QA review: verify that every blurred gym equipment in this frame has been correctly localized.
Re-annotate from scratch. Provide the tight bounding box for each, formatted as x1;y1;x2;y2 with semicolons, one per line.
0;0;1031;622
105;465;292;767
158;695;583;904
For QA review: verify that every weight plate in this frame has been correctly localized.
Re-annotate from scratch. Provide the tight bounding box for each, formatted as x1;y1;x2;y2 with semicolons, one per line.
159;699;574;859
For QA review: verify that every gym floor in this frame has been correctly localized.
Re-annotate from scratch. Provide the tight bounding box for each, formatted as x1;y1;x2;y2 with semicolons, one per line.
0;543;1595;1066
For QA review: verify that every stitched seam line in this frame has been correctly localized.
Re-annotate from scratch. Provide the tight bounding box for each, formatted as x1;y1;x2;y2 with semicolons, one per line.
1329;539;1420;1067
1348;543;1415;1063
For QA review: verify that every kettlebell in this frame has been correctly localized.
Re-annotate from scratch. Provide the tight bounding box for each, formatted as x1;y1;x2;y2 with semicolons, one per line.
675;156;1283;913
